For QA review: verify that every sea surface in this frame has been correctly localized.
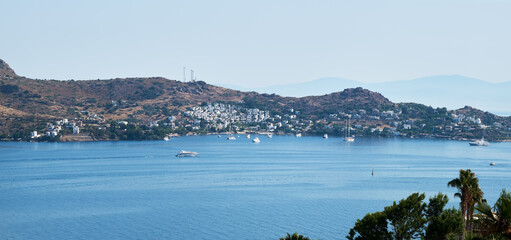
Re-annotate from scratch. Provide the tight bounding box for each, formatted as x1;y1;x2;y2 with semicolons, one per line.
1;136;510;239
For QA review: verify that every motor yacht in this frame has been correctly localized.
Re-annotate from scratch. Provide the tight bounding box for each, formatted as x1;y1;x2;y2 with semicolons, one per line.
175;150;199;157
469;138;489;146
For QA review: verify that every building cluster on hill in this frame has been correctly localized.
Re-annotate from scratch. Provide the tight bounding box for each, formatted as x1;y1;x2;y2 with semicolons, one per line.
30;118;81;139
183;103;271;131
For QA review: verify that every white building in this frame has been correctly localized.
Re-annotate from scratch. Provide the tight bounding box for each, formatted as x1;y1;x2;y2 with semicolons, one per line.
30;131;39;138
73;126;80;134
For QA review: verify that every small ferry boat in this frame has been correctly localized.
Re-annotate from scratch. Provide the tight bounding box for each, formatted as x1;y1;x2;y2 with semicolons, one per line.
227;136;236;140
252;137;260;143
175;150;199;157
469;138;489;146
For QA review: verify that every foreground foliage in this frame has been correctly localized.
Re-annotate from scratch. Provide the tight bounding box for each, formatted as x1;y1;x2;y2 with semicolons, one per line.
279;232;311;240
475;190;511;239
346;169;508;240
346;193;463;240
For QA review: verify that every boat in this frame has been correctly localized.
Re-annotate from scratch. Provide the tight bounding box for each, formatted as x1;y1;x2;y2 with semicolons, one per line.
469;138;489;146
267;134;273;138
163;136;170;141
490;162;496;166
252;137;260;143
323;134;328;139
227;136;236;140
295;133;302;137
217;135;221;138
246;134;251;139
344;116;355;142
175;150;199;157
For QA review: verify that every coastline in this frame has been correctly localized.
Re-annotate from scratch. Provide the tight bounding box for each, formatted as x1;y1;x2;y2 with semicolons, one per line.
3;132;511;143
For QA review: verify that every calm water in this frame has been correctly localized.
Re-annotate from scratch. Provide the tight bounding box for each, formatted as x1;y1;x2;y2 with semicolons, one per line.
1;136;510;239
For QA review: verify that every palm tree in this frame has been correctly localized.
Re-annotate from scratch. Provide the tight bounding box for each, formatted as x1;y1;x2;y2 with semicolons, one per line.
447;169;483;238
475;189;511;238
279;232;311;240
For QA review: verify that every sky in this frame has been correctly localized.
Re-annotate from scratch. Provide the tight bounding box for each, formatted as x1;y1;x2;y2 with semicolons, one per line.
1;0;510;88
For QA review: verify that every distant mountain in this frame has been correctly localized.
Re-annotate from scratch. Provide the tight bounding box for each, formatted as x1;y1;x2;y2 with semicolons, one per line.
235;75;511;116
219;77;362;97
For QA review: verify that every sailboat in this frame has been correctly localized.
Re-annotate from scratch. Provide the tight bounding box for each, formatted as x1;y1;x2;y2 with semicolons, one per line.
226;124;236;140
344;116;355;142
323;134;328;139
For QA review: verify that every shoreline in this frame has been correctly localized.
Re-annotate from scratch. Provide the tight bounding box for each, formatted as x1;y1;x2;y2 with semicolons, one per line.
3;133;511;143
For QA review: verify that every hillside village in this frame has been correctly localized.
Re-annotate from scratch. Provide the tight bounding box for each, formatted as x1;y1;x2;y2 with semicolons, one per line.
23;101;511;142
1;58;510;142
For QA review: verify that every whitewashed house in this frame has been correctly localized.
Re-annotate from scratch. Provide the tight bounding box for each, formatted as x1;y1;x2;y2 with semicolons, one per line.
73;126;80;134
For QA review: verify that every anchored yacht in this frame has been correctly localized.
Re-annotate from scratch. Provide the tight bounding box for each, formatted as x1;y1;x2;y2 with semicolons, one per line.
175;150;199;157
469;138;489;146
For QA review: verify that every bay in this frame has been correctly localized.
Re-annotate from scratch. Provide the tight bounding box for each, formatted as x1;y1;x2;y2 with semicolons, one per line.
1;136;510;239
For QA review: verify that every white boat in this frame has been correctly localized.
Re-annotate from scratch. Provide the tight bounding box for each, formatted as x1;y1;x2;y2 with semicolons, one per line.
490;162;496;166
296;133;302;137
246;134;251;139
344;116;355;142
267;134;273;138
323;134;328;139
163;136;170;141
175;150;199;157
227;136;236;140
252;137;260;143
469;138;489;146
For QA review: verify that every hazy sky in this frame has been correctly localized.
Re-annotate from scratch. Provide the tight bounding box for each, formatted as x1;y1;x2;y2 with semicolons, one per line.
1;0;510;87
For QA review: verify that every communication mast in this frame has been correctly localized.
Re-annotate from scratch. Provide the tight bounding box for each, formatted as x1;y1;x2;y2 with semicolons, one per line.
191;69;196;82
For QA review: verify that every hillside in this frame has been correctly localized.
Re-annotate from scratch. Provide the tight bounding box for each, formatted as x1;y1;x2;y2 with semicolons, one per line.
0;58;510;141
0;59;395;137
0;59;18;79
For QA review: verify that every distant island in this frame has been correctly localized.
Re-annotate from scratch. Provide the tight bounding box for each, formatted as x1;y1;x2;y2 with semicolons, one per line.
1;58;510;142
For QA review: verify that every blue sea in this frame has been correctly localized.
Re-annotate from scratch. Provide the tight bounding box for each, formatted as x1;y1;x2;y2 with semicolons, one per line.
1;136;510;239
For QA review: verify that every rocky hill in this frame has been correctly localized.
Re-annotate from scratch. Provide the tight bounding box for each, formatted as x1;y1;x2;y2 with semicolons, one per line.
0;59;17;79
0;59;394;130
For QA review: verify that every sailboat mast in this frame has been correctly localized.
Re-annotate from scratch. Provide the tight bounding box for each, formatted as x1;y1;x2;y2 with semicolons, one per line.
348;116;351;137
